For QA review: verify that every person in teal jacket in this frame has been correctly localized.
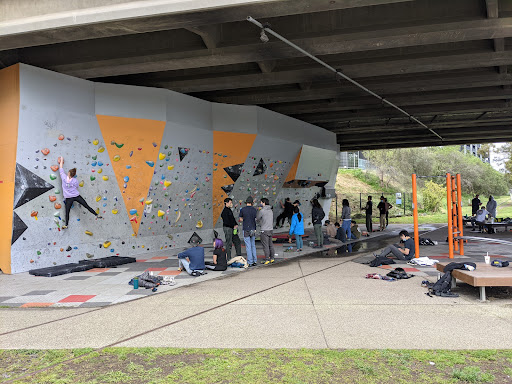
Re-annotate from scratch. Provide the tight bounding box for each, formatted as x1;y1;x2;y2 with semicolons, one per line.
289;206;305;251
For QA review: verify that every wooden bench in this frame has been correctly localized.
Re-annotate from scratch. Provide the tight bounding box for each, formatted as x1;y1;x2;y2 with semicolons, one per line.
436;262;512;301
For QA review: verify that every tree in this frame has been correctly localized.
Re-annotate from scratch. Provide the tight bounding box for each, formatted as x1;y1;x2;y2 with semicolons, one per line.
422;180;445;212
497;142;512;186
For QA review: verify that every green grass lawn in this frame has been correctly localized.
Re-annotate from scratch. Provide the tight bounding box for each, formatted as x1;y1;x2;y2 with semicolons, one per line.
2;348;512;384
387;195;512;225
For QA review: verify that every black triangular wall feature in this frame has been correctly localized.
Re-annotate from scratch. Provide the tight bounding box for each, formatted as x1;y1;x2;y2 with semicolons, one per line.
188;232;203;244
224;163;244;183
13;163;54;209
221;184;234;194
252;158;267;176
12;212;28;245
178;147;190;162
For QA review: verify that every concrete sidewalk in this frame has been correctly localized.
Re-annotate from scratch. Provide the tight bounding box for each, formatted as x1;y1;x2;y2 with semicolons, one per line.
1;225;511;350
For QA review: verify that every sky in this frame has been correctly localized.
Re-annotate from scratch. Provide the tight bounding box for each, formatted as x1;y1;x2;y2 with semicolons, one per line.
490;142;507;172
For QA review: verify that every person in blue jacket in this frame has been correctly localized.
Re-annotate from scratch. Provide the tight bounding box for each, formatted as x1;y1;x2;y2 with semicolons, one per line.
177;237;205;276
288;206;305;251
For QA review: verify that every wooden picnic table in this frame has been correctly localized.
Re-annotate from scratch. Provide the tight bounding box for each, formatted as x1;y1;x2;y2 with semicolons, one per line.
436;262;512;301
462;218;510;232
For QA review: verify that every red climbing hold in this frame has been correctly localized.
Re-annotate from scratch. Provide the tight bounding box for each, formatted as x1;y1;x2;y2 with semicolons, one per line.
58;134;65;140
50;165;59;172
41;148;50;156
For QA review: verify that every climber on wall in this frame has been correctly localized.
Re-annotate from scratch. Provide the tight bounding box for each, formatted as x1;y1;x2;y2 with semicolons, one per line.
59;156;102;229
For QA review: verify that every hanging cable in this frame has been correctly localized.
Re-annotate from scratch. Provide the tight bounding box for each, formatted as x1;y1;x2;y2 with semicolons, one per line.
246;16;443;141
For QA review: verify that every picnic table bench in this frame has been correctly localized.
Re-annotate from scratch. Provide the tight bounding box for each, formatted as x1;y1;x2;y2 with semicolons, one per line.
462;218;510;232
436;262;512;301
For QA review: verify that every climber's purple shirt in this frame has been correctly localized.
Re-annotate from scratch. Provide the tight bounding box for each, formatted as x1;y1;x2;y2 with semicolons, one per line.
59;168;80;199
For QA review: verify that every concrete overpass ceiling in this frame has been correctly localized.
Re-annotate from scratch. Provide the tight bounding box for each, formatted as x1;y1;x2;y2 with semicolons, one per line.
1;0;512;150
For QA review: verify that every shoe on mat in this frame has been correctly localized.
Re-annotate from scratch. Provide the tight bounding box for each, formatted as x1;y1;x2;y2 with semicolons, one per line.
270;259;275;262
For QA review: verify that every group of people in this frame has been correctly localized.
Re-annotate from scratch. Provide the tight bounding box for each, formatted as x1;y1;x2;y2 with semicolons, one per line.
364;195;393;233
470;194;498;232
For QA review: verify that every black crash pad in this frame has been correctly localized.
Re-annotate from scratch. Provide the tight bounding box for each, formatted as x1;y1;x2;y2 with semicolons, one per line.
29;256;136;277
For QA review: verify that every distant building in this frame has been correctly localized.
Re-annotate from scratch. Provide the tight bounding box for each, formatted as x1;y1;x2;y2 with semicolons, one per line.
460;144;489;163
339;151;368;169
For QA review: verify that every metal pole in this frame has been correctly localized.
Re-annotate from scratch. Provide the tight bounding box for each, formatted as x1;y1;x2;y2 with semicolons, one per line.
452;176;459;252
246;16;443;141
412;174;420;258
446;173;454;259
335;193;338;222
456;174;464;255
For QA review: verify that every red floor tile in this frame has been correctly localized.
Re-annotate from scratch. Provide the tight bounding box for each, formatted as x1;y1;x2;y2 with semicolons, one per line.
145;267;167;272
21;302;54;308
403;267;420;272
136;259;148;262
150;256;168;260
59;295;96;303
86;268;110;272
257;254;265;259
158;270;182;276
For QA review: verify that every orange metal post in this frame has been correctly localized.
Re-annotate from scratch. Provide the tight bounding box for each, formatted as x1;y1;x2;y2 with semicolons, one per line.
452;176;459;252
446;173;454;259
456;174;464;255
412;174;420;258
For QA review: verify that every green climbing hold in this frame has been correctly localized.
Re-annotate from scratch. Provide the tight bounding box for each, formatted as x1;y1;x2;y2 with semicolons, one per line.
37;251;41;255
90;175;96;181
115;142;124;148
49;174;57;180
164;145;168;149
92;155;97;160
54;189;60;194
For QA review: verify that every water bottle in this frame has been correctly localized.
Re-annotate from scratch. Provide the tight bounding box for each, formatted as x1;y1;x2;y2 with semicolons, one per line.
233;228;238;235
133;277;139;289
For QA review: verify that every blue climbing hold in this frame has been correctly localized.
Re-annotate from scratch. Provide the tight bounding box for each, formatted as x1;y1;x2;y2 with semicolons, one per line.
124;176;129;182
98;161;103;166
146;161;155;167
126;165;131;169
129;208;137;215
91;162;97;166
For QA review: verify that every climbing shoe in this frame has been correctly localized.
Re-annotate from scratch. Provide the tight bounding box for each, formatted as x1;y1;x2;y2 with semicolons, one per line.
262;260;271;265
270;259;275;263
61;225;68;229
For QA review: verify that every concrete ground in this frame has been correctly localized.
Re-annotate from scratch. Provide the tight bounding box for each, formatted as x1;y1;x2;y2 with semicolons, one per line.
0;224;511;350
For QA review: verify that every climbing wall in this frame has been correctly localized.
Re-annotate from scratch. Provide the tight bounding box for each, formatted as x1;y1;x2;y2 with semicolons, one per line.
3;64;338;273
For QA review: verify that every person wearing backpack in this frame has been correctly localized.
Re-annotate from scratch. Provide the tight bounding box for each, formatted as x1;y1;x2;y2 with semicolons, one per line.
289;206;304;251
311;199;325;248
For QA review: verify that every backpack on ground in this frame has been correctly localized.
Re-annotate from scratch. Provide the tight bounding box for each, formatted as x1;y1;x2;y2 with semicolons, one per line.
386;267;413;279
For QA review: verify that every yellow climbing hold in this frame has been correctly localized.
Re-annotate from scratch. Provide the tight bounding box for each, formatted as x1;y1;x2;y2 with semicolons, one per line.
168;165;174;170
158;153;166;160
175;210;181;223
79;180;84;187
95;208;100;214
95;195;101;202
157;210;165;217
113;155;121;162
92;139;99;145
145;199;153;205
85;230;93;236
112;209;118;214
103;241;111;248
196;220;203;229
164;180;172;187
102;176;109;181
98;146;105;153
97;168;103;174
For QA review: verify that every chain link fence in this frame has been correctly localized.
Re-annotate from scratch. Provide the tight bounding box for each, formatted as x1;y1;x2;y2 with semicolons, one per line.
329;192;414;222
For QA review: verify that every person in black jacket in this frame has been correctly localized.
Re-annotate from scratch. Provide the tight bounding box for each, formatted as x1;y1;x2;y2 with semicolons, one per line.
275;197;294;228
221;198;241;260
311;198;325;248
205;238;228;271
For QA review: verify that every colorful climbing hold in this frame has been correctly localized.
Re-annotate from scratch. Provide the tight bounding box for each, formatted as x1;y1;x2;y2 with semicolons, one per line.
146;161;155;167
54;203;61;209
85;230;93;236
164;180;172;187
196;220;203;229
90;175;96;181
58;134;65;140
79;180;84;187
97;168;103;174
158;153;166;160
168;165;174;170
95;195;101;202
49;174;57;180
98;146;105;153
145;199;153;205
129;208;137;215
113;155;121;162
102;176;109;181
93;139;99;145
31;211;38;220
50;165;59;172
41;148;50;156
112;209;118;214
157;210;165;217
126;165;131;169
49;195;57;202
103;241;111;248
175;210;181;223
123;176;129;183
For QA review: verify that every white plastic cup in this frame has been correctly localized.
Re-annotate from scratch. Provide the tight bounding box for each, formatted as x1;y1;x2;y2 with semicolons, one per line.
484;253;490;265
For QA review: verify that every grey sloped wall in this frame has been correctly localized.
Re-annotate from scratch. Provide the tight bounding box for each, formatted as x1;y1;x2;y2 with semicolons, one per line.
8;64;337;273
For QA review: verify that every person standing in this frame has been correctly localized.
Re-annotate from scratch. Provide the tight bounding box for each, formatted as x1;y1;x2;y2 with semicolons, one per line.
257;198;275;265
58;156;101;229
471;194;481;216
239;196;258;267
311;198;325;248
364;196;373;233
221;198;242;260
341;199;352;241
275;197;293;228
377;196;386;231
289;206;304;251
486;195;497;219
384;198;393;228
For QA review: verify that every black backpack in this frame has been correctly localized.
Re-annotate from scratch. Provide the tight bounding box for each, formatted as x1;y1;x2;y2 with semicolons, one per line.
386;267;413;279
